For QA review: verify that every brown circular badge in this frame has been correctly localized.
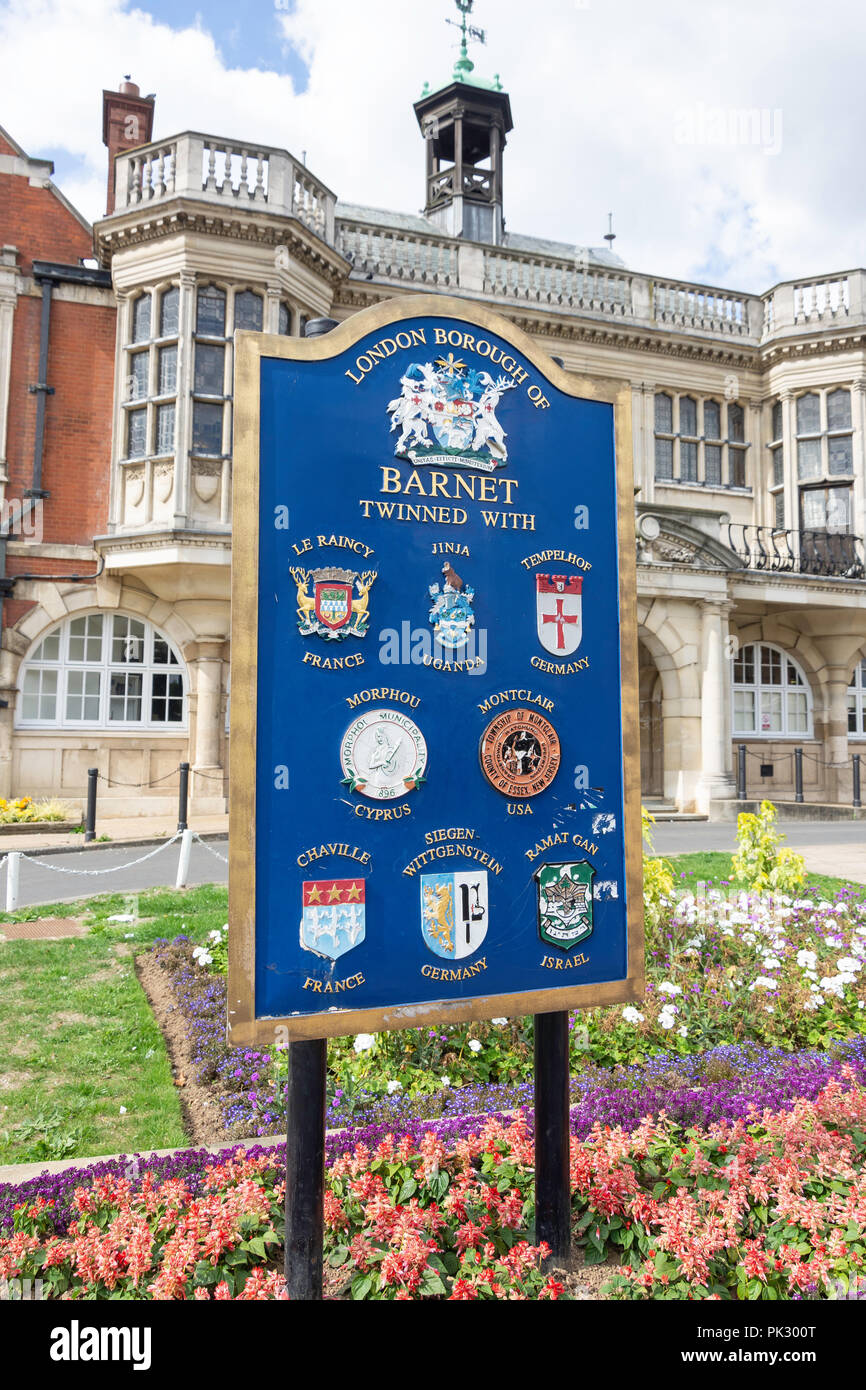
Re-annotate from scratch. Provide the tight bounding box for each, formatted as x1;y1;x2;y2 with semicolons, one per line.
479;708;561;798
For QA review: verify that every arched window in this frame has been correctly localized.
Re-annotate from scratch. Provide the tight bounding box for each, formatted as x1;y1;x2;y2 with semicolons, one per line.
849;659;866;739
732;642;812;738
17;614;187;731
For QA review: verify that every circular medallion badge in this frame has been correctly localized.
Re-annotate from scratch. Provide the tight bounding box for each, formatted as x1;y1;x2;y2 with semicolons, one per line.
479;708;560;798
341;709;428;800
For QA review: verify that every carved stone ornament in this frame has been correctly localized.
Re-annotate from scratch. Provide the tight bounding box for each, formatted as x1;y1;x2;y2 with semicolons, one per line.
154;461;175;504
193;459;223;504
125;465;145;509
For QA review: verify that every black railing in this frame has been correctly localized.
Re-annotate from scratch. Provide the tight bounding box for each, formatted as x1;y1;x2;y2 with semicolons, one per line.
727;524;865;579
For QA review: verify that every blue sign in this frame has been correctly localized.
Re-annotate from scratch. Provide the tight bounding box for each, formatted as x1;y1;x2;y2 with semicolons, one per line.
229;297;643;1043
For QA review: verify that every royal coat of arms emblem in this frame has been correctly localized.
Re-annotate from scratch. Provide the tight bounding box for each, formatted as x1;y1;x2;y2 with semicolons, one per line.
300;879;366;961
290;567;377;641
387;354;516;472
420;870;488;960
536;574;583;656
428;561;475;650
535;861;595;951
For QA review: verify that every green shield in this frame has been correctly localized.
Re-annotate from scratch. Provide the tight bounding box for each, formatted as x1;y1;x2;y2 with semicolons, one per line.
535;860;595;951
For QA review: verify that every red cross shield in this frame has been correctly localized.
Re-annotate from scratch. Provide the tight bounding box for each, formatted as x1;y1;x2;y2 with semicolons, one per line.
536;574;583;656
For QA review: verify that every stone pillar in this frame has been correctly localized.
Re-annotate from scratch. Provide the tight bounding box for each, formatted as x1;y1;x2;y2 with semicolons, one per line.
185;641;226;810
193;640;224;771
779;389;797;549
696;598;737;812
172;271;196;527
825;665;852;805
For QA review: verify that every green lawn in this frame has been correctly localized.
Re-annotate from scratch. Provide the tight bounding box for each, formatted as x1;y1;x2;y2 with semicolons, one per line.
0;885;227;1167
665;851;863;901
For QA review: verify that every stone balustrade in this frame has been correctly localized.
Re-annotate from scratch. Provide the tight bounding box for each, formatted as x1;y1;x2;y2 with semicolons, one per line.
110;132;337;243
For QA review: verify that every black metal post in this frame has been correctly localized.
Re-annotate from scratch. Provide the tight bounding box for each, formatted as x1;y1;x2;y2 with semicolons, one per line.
854;754;862;810
794;748;804;804
737;744;747;801
285;1038;327;1300
84;767;98;843
177;762;190;831
534;1010;571;1264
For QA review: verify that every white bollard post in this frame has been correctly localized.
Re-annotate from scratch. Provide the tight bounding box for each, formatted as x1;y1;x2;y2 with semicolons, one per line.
175;828;194;890
6;852;20;913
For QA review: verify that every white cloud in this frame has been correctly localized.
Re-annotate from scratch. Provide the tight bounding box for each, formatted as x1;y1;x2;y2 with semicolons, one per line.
1;0;865;291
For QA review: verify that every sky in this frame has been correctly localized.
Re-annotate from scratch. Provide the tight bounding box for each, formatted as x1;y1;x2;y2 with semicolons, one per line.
0;0;864;293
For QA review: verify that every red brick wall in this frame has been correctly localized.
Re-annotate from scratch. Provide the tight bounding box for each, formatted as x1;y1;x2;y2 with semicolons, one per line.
2;152;117;625
0;173;92;277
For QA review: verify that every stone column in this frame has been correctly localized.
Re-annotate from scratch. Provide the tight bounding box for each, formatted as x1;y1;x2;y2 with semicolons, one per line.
825;665;852;805
193;641;224;769
190;639;227;809
172;270;196;527
696;598;737;812
779;388;797;551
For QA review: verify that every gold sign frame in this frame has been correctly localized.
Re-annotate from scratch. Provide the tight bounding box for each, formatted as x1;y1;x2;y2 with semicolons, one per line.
229;295;644;1045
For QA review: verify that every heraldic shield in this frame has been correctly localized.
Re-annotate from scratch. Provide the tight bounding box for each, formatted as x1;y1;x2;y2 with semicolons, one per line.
300;879;366;961
315;579;352;632
420;871;488;960
536;574;583;656
535;861;595;951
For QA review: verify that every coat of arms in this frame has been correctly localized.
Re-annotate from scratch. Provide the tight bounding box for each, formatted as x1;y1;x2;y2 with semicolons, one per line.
535;861;595;951
428;561;475;650
387;354;516;472
536;574;583;656
421;870;488;959
290;567;377;641
301;879;365;961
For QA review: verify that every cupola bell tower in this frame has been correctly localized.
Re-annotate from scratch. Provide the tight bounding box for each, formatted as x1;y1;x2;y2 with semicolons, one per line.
414;1;513;244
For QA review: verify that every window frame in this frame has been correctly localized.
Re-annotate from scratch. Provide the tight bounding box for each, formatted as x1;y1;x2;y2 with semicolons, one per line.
731;641;813;740
654;392;751;490
120;286;180;464
792;387;855;535
849;659;866;741
16;613;188;733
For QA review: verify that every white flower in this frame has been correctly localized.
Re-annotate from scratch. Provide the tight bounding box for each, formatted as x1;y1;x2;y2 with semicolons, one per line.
440;1074;451;1087
859;1001;865;1010
677;1026;688;1038
658;982;682;996
192;946;213;967
826;936;845;949
765;1006;775;1014
622;1006;644;1025
750;976;778;992
468;1039;482;1053
386;1080;403;1094
837;957;862;974
803;997;821;1011
762;956;781;970
119;1106;127;1114
659;1013;676;1029
353;1033;376;1053
797;949;818;970
491;1018;508;1025
820;976;846;999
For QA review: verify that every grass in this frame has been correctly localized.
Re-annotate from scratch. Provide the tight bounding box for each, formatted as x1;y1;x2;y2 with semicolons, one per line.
0;885;227;1167
664;851;865;901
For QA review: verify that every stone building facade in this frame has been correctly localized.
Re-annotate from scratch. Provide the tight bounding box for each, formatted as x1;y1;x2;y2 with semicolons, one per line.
2;60;865;816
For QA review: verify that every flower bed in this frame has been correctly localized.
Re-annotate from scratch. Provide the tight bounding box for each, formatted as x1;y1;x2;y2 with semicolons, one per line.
1;1075;864;1300
146;884;866;1140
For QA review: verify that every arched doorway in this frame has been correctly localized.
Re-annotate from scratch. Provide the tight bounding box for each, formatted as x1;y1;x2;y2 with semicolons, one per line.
638;640;664;799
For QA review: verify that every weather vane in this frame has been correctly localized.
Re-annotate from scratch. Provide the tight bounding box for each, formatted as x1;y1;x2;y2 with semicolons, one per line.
446;0;486;80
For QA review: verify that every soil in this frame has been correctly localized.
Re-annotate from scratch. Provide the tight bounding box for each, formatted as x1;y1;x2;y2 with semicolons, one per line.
135;951;231;1147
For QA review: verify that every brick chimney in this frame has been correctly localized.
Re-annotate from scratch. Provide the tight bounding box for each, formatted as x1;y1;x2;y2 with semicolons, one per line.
101;77;155;215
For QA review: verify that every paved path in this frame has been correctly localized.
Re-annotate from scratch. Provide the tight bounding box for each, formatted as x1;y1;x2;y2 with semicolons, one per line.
2;820;864;907
654;820;866;884
0;836;229;907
